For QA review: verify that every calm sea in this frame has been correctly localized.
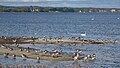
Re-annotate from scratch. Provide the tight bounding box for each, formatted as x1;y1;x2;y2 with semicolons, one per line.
0;12;120;68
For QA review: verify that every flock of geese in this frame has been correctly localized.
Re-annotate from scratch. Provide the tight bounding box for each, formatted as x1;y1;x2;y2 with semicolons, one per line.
73;49;96;62
1;44;96;63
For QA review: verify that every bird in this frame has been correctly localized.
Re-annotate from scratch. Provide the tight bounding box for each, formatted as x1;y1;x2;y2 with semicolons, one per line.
43;50;48;54
37;56;40;63
91;18;94;20
1;44;7;48
12;54;16;59
83;54;96;61
58;49;63;54
21;54;27;58
76;49;82;53
83;54;90;61
92;53;96;57
51;53;57;58
35;50;39;53
21;54;27;60
26;50;29;53
83;56;88;61
72;52;80;64
3;53;9;58
37;56;40;60
7;47;13;51
89;53;96;61
80;32;86;37
15;44;19;47
19;49;22;51
24;48;27;51
52;49;58;53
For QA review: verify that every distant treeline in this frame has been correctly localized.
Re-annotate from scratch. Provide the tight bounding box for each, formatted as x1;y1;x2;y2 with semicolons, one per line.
0;5;120;12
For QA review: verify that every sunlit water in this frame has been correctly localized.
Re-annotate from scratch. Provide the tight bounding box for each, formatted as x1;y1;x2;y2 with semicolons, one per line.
0;12;120;68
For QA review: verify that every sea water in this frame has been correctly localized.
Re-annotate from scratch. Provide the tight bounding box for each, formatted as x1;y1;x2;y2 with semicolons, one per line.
0;12;120;68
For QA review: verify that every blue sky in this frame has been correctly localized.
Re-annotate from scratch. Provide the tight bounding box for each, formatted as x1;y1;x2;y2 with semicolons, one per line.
0;0;120;8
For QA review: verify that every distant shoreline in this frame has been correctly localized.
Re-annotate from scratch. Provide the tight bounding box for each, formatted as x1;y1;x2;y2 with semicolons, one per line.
0;5;120;12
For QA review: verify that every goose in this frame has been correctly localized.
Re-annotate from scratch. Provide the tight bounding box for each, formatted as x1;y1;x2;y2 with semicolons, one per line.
43;50;48;54
52;49;57;52
3;53;9;58
83;54;90;61
9;48;13;51
58;49;63;54
83;56;88;61
76;49;82;53
35;50;39;53
8;48;13;51
89;54;96;61
1;45;7;48
37;56;40;60
21;54;27;58
27;47;30;49
80;32;86;37
12;54;16;59
51;51;60;57
24;48;27;51
37;56;40;63
72;52;80;64
26;50;30;53
16;44;19;47
91;18;94;20
19;49;22;51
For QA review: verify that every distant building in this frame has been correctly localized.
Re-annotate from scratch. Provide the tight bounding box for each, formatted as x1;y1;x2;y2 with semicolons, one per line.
79;10;82;13
110;9;116;12
89;10;92;12
32;9;39;12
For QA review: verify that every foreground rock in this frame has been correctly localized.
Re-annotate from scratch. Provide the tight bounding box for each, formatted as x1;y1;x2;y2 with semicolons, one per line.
0;44;97;61
0;44;73;61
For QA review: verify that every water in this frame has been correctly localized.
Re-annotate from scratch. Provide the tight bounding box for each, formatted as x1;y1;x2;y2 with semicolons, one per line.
0;12;120;68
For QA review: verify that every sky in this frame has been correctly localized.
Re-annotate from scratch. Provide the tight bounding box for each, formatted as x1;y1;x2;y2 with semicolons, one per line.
0;0;120;8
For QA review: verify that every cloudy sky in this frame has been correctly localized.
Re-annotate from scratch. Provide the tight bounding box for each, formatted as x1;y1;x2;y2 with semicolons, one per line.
0;0;120;8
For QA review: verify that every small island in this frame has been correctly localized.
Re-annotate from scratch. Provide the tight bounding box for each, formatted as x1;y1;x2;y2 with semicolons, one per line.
0;36;116;61
0;36;117;45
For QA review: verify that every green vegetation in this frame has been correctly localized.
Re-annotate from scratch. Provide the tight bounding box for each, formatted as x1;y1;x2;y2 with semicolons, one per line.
0;5;120;12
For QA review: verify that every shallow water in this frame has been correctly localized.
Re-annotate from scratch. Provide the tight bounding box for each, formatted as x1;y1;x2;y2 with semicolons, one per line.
0;12;120;68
